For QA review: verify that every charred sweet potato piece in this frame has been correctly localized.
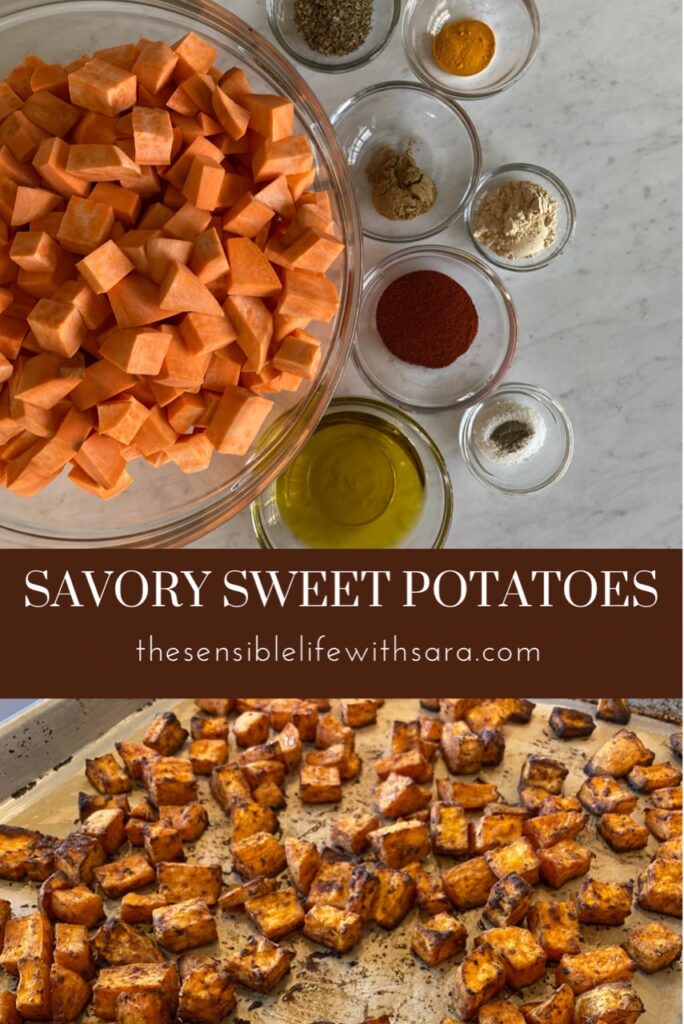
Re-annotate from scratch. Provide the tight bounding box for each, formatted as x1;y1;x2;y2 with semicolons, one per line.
85;753;132;794
584;730;654;778
430;803;469;857
526;899;581;960
520;984;574;1024
142;821;184;864
403;863;450;914
373;773;431;818
284;837;320;895
449;943;507;1021
81;808;126;855
277;722;302;770
576;878;633;926
306;859;354;910
411;912;467;966
94;853;155;898
480;727;506;767
331;809;380;855
538;795;583;815
120;892;168;924
623;920;682;973
115;742;159;781
484;872;534;928
303;904;362;952
574;983;643;1024
218;877;277;911
523;812;588;850
474;927;546;989
92;917;163;966
158;802;208;842
0;912;52;974
443;856;496;910
520;755;568;795
152;897;217;953
375;749;433;783
555;946;635;994
485;838;540;886
627;763;682;793
49;885;105;928
340;698;378;728
470;815;524;855
0;991;20;1024
438;780;500;808
0;825;56;882
536;840;592;889
300;764;341;804
369;820;431;869
177;955;236;1024
671;732;682;758
519;787;554;814
345;865;379;921
241;759;286;791
441;721;484;774
92;963;179;1020
233;711;270;748
54;922;94;979
597;814;649;853
195;699;234;716
315;714;354;752
440;698;481;722
54;833;106;884
244;885;304;940
596;699;631;725
143;711;189;756
655;836;682;861
48;964;89;1024
549;707;596;739
157;861;222;906
225;934;292;993
372;867;416;929
230;831;286;879
16;957;52;1020
644;808;682;841
636;859;682;917
144;757;197;806
577;777;638;816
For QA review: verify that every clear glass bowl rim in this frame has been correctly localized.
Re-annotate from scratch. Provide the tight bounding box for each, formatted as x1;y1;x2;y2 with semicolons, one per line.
0;0;363;549
251;395;454;548
458;381;575;494
265;0;401;73
401;0;541;100
330;80;482;242
353;244;518;413
464;162;577;272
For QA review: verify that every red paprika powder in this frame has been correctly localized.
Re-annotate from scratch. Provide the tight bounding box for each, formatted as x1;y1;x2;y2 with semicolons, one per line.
375;270;479;368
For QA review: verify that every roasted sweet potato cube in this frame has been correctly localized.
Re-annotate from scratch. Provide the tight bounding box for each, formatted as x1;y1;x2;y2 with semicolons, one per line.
464;700;508;733
636;859;682;917
340;699;377;728
231;800;277;842
0;913;52;974
330;811;379;858
485;838;540;885
484;872;534;927
443;856;496;910
372;867;416;929
92;917;163;966
305;743;360;780
16;957;51;1020
245;886;304;940
411;912;467;966
55;833;106;885
94;853;155;898
574;983;643;1024
210;763;251;812
157;861;222;906
190;715;229;740
143;711;189;756
115;742;158;781
152;897;217;953
369;820;430;869
231;831;286;879
50;886;105;928
125;819;147;847
584;729;654;778
520;755;568;795
187;739;228;775
81;808;126;855
671;732;682;758
158;802;208;842
623;920;682;973
241;759;286;791
390;719;423;754
92;963;179;1020
0;990;21;1024
116;990;173;1024
430;803;468;857
474;927;546;989
555;946;635;994
375;749;433;783
520;984;574;1024
345;865;379;921
536;840;592;889
285;837;320;894
277;722;302;770
441;722;484;774
306;860;354;910
54;923;94;979
471;815;524;855
627;762;682;793
120;892;168;924
440;698;481;722
300;764;342;804
218;877;277;911
373;773;431;818
225;934;293;993
523;812;588;850
195;699;234;716
651;786;682;809
576;878;633;926
518;787;553;814
549;706;596;739
403;863;451;914
577;777;638;816
85;753;132;794
315;714;354;751
480;727;506;767
645;808;682;841
656;836;682;861
303;904;362;952
449;943;507;1021
480;1001;528;1024
142;822;184;865
144;757;197;806
597;813;649;853
253;779;286;809
178;956;236;1024
538;795;582;815
438;780;500;809
233;711;270;747
596;699;632;724
526;899;581;960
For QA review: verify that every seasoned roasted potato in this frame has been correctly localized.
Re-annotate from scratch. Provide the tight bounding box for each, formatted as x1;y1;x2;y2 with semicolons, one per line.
584;730;654;778
375;750;433;783
241;759;287;792
225;934;293;993
538;796;582;815
430;803;469;857
81;808;126;855
92;963;179;1021
597;814;649;853
195;699;234;716
441;722;484;775
443;856;496;910
655;836;682;861
577;777;638;816
144;758;197;807
231;832;286;879
523;812;588;850
116;990;172;1024
237;741;281;768
128;796;156;821
187;740;228;776
555;946;635;994
346;865;380;921
391;719;426;756
549;707;596;740
218;877;277;911
0;912;52;974
157;862;222;906
120;892;167;925
480;1002;527;1024
300;765;342;804
54;922;94;979
464;700;507;733
158;802;208;843
210;764;251;813
94;853;155;899
285;837;320;895
484;872;533;928
438;780;500;809
421;715;443;746
440;699;482;722
576;879;633;926
369;820;431;869
526;899;581;960
316;715;354;752
485;838;540;885
190;715;229;741
307;860;354;910
233;711;271;748
574;983;644;1024
152;898;217;953
331;810;380;855
177;955;236;1024
277;722;302;771
0;990;21;1024
411;912;467;966
340;699;378;728
596;699;631;725
536;840;592;889
16;957;52;1020
50;886;105;928
373;773;431;818
403;863;451;915
449;943;507;1020
470;815;524;855
373;867;416;929
474;927;546;989
306;743;360;781
519;787;555;814
231;800;278;843
115;742;159;781
644;808;682;841
85;753;132;795
636;859;682;917
520;755;568;795
303;904;363;952
244;886;304;940
142;822;184;864
623;920;682;973
480;727;506;767
55;833;106;885
125;818;147;847
651;786;682;809
520;983;574;1024
92;917;163;966
143;712;188;756
627;763;682;793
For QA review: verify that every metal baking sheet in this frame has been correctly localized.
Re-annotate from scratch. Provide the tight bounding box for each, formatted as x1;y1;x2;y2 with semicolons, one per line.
0;698;681;1024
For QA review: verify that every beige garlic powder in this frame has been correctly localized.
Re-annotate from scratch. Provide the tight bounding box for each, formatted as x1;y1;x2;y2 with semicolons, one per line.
472;179;558;260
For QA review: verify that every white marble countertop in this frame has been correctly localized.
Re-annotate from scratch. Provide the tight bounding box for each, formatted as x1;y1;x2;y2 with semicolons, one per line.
193;0;681;549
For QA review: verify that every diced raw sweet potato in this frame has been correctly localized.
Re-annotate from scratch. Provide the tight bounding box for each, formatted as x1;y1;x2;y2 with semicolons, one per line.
205;384;272;455
69;58;137;117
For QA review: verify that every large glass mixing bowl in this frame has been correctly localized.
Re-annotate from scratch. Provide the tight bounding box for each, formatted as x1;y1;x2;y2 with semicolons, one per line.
0;0;362;547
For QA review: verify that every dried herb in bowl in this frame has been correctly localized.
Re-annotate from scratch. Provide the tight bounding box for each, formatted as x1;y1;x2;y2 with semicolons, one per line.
294;0;373;57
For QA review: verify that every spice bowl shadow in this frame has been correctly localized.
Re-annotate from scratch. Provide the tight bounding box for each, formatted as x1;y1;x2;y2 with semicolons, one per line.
331;82;481;242
266;0;401;73
402;0;540;100
465;163;576;271
459;382;574;494
354;246;517;413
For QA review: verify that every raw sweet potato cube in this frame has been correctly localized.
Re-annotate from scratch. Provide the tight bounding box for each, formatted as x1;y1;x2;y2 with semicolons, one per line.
252;135;313;182
205;384;272;455
92;962;179;1020
13;353;84;408
131;405;177;455
94;852;155;898
165;201;212;241
224;294;272;372
442;856;496;910
54;922;94;978
226;237;281;297
144;756;198;806
132;106;174;165
189;228;229;284
27;297;85;357
57;196;115;255
173;32;217;78
1;111;49;162
68;58;137;116
225;934;292;993
32;138;90;199
412;912;467;966
134;41;179;94
449;943;507;1021
0;912;53;973
276;267;338;323
100;327;170;375
242;94;294;141
75;240;134;294
211;88;250;141
66;143;139;183
73;433;126;488
157;861;222;906
474;927;547;989
182;156;224;211
555;946;635;994
9;230;61;272
152;897;217;953
272;329;321;379
0;82;22;120
369;820;430;869
23;89;80;137
159;261;223;316
0;314;27;358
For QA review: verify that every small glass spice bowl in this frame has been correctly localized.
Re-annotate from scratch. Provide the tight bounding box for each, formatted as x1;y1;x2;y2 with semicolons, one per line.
459;383;574;494
330;82;481;243
403;0;540;100
251;397;453;549
266;0;400;74
464;163;576;272
355;246;517;413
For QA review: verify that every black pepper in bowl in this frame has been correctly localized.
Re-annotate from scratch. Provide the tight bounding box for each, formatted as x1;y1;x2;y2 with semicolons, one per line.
294;0;373;57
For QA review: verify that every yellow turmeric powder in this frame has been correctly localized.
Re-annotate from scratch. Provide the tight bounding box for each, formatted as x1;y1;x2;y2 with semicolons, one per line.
432;18;496;77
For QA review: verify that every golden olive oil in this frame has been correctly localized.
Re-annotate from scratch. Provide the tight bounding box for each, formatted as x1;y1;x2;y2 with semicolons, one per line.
275;411;426;548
